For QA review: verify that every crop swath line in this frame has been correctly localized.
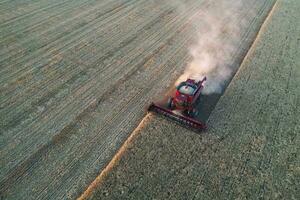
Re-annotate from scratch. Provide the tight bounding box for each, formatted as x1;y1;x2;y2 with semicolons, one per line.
0;0;92;33
0;0;127;58
0;0;135;70
0;0;74;26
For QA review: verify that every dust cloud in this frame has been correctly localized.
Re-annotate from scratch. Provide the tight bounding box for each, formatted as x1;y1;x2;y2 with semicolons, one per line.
174;0;247;94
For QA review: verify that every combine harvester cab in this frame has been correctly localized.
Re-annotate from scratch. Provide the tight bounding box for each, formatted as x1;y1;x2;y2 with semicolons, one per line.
148;77;207;132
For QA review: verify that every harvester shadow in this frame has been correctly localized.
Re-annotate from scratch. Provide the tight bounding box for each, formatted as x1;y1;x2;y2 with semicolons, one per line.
194;93;220;122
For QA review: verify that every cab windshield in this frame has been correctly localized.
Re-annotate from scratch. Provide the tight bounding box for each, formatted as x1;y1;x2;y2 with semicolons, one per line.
178;85;195;95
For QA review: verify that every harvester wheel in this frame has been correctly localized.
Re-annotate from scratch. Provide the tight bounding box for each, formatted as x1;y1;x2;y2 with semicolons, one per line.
167;97;175;110
187;109;198;118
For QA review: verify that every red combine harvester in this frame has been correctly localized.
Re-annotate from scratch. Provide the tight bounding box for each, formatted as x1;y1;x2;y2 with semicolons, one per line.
148;77;207;132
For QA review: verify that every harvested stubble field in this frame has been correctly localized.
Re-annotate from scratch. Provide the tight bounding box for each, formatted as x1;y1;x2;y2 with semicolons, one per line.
84;0;300;199
0;0;295;199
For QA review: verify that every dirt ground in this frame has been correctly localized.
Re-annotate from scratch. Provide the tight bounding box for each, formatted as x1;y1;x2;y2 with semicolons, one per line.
84;0;299;199
0;0;283;199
